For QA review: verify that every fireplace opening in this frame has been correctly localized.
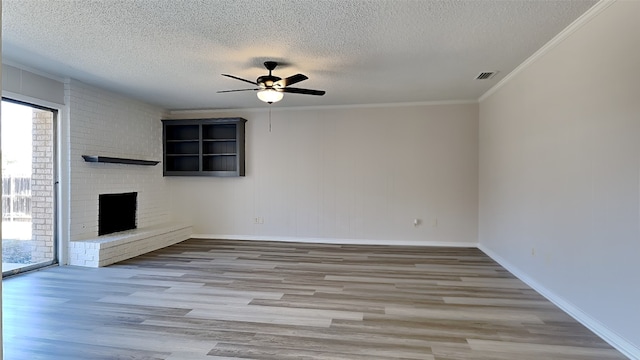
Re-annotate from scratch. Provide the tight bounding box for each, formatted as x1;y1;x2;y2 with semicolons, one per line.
99;192;137;235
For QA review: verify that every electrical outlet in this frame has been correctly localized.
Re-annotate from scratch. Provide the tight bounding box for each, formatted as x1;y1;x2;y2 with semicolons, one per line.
254;217;261;224
259;217;264;224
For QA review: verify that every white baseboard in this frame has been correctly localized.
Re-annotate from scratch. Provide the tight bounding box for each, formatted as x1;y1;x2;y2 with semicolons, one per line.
191;234;477;248
478;244;639;360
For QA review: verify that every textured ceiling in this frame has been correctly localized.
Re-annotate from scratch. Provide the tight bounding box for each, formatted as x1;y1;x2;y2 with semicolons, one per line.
2;0;597;110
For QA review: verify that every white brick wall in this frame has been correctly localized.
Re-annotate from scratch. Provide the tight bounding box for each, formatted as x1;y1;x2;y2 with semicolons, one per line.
66;79;170;242
68;223;192;267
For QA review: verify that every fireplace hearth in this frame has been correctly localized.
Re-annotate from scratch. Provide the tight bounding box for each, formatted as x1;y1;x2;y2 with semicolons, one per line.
99;192;137;235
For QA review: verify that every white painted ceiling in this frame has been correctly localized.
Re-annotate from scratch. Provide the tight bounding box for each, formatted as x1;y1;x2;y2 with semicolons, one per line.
2;0;597;110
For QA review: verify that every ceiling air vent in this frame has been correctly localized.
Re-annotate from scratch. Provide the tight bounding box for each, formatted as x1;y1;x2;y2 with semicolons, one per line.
476;71;497;80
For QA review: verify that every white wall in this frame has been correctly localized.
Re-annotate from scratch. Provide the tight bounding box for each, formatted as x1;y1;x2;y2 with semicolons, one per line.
1;5;4;356
67;79;170;241
167;103;478;246
2;64;65;105
479;1;640;357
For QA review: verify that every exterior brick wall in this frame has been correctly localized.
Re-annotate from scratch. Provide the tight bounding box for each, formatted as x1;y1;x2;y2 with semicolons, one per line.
30;109;55;263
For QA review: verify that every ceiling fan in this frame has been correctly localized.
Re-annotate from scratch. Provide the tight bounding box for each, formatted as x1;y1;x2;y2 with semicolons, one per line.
218;61;325;104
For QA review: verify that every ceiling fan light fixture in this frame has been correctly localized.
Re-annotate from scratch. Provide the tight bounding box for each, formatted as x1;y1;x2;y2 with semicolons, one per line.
220;61;324;103
257;89;283;104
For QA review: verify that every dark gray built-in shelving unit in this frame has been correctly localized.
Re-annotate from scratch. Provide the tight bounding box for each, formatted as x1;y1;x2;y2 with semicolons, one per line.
162;118;246;176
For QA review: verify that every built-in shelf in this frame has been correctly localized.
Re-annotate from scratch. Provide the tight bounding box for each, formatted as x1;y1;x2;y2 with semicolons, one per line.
162;118;247;177
82;155;160;166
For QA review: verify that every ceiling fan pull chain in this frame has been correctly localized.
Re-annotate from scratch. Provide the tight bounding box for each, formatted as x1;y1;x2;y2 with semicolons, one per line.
269;106;272;133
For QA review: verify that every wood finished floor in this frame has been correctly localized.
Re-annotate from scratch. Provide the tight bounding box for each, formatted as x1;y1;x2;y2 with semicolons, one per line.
3;239;627;360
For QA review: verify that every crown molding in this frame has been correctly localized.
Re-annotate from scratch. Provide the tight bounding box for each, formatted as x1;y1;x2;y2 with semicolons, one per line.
167;99;477;117
478;0;617;103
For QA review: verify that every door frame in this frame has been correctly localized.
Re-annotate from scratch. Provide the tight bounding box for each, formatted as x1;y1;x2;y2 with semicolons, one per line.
1;96;61;276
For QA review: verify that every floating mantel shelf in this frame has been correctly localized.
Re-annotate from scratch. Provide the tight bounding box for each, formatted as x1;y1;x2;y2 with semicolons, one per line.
82;155;160;166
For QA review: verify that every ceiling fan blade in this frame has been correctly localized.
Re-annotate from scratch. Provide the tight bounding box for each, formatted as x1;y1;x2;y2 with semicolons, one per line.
221;74;257;86
281;87;325;96
275;73;308;88
217;88;258;93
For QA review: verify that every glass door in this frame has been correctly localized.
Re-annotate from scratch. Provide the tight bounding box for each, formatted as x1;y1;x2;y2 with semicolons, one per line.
2;99;57;276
